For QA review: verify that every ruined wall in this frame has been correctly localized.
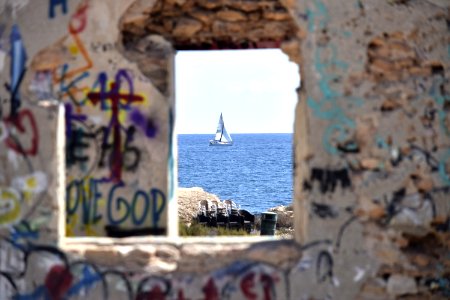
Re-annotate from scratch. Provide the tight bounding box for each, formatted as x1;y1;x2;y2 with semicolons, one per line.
294;0;450;298
0;0;448;299
0;0;173;239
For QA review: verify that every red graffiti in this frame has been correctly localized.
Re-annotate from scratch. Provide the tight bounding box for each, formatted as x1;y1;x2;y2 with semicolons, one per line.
240;272;275;300
44;265;73;300
136;285;166;300
261;274;274;300
241;272;257;300
87;71;143;182
203;278;219;300
5;109;39;156
69;2;88;34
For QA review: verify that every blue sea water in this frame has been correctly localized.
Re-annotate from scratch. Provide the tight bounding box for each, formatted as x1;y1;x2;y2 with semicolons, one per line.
178;134;293;213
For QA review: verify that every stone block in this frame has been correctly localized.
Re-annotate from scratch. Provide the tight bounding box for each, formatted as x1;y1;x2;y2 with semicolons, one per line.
386;274;418;296
263;10;291;21
212;20;243;35
173;17;203;37
216;9;248;22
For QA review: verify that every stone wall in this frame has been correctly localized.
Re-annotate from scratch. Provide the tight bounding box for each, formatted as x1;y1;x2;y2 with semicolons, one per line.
294;0;450;298
0;0;448;299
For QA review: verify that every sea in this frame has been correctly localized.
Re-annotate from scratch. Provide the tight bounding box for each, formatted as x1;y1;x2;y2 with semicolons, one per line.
178;134;293;214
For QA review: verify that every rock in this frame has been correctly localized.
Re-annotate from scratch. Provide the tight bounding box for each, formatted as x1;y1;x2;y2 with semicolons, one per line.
357;278;390;299
173;17;203;37
263;22;290;39
234;0;260;12
247;28;266;40
155;245;181;263
189;9;214;25
263;10;291;21
84;249;123;267
248;11;261;22
246;242;301;266
356;205;386;221
196;0;222;10
369;58;395;74
281;39;302;63
121;14;148;35
357;197;386;221
361;158;380;170
375;248;401;265
216;9;247;22
416;177;434;193
381;99;400;111
409;66;431;77
122;0;298;49
165;0;187;5
177;187;221;224
412;254;430;267
386;274;418;296
212;20;243;35
268;205;294;228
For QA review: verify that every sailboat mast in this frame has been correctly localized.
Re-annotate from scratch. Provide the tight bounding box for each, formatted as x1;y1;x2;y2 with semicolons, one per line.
219;113;223;141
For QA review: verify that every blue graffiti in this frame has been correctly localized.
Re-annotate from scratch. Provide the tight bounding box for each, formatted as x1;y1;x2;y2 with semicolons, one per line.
10;222;39;248
306;0;328;33
13;286;47;300
107;182;166;228
9;24;27;117
66;178;106;226
129;109;158;138
429;77;450;137
58;63;90;104
429;76;450;185
49;0;68;19
66;178;166;228
306;0;363;155
65;103;87;139
65;264;102;298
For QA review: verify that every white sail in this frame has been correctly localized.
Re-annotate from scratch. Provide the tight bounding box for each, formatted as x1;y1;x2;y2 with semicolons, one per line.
221;125;232;142
210;113;233;146
214;113;224;140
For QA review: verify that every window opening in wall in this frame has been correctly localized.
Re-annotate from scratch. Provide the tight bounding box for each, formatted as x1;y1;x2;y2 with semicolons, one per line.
176;49;299;237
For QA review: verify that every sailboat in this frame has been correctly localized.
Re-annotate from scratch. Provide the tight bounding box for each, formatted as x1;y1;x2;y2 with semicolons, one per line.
209;113;233;146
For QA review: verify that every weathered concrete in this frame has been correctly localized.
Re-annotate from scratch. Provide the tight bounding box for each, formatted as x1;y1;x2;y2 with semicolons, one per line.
0;0;448;299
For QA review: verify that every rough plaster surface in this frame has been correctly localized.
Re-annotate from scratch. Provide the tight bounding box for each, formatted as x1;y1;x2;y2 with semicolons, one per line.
0;0;448;299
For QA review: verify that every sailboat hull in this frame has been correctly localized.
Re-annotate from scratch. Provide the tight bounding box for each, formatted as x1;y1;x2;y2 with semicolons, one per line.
209;140;233;146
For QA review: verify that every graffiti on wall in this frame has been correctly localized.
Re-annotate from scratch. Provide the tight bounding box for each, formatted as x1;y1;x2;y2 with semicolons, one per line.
0;234;345;300
428;76;450;185
0;18;49;242
0;0;169;238
303;167;352;194
55;3;167;236
306;0;363;155
49;0;68;19
61;66;167;236
0;235;283;299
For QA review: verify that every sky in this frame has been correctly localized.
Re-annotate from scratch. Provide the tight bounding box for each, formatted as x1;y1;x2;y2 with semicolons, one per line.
175;49;300;134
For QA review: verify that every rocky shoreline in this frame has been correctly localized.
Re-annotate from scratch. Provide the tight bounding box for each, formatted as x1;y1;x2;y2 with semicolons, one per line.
178;187;294;235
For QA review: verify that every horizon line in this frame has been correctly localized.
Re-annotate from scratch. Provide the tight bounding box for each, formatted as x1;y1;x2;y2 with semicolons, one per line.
177;132;293;135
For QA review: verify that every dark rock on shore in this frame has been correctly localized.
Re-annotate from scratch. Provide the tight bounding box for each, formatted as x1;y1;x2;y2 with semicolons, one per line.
178;187;294;236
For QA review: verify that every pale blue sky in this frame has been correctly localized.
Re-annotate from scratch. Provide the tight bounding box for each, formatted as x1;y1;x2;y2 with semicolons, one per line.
175;49;299;134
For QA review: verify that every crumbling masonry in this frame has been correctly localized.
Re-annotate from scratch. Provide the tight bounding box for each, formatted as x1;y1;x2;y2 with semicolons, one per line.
0;0;448;299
